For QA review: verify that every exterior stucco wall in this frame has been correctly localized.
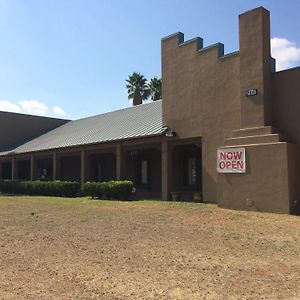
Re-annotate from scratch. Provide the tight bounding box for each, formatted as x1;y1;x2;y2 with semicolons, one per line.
218;143;291;214
0;111;69;152
287;144;300;214
162;7;281;205
239;8;272;127
271;67;300;144
270;69;300;213
162;35;240;203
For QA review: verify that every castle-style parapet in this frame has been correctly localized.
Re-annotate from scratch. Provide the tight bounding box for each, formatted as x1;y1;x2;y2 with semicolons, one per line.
161;6;285;207
162;7;273;130
161;32;201;50
162;32;231;60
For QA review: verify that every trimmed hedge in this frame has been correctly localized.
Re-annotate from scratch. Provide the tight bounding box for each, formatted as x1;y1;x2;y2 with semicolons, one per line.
82;180;133;200
0;180;133;199
0;180;80;197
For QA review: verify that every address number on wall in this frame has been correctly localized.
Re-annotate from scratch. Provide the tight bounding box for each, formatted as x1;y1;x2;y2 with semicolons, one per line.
246;89;257;96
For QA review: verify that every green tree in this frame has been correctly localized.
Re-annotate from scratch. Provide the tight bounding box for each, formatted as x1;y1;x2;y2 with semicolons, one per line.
126;72;150;106
148;77;162;101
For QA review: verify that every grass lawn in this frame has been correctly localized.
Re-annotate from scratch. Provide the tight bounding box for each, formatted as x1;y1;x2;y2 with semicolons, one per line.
0;195;299;299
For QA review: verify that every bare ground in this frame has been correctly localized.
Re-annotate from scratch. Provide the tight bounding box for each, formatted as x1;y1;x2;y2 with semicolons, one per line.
0;195;299;300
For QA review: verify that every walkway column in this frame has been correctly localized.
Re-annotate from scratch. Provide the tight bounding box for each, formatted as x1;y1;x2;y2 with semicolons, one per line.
53;150;57;180
162;139;172;200
80;147;86;185
30;154;34;180
11;155;16;180
116;143;122;180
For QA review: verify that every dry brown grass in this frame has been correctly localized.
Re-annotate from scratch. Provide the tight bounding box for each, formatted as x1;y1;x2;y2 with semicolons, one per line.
0;195;299;299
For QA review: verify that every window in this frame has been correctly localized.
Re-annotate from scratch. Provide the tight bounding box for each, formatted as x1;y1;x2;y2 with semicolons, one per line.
140;160;148;185
187;157;197;186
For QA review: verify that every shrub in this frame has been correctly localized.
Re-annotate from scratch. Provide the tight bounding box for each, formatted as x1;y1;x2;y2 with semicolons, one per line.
82;180;133;200
108;181;134;200
0;180;133;199
0;180;25;194
81;182;105;199
0;180;80;198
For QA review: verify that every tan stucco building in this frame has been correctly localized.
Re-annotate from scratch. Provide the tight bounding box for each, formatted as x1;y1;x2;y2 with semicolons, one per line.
0;7;300;215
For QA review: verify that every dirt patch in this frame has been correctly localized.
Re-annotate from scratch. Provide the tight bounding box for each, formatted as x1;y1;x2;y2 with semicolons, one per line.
0;196;299;299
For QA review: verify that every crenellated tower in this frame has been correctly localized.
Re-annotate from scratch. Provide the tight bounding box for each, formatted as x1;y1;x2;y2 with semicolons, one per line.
161;6;300;214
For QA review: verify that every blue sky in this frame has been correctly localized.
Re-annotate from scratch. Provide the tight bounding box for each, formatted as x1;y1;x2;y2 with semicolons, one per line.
0;0;299;120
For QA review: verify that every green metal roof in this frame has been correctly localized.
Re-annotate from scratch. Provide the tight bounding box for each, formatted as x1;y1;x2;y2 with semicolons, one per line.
1;100;163;156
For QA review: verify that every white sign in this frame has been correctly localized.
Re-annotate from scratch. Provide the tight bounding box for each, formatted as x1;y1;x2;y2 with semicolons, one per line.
217;147;246;173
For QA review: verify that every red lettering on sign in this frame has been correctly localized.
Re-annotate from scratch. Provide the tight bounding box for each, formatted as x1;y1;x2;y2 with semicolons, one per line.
234;152;242;160
217;148;246;173
225;161;231;168
237;161;244;169
219;162;225;169
220;151;242;161
220;152;227;160
226;152;233;159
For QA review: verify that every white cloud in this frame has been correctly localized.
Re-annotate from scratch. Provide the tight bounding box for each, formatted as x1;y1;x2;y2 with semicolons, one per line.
0;99;67;118
271;37;300;71
53;106;66;117
19;100;48;115
0;100;22;113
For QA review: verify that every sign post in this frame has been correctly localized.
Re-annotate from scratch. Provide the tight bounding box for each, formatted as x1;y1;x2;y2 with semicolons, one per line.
217;148;246;173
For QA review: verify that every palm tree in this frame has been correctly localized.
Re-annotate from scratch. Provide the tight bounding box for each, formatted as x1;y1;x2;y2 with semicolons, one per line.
148;77;162;101
126;72;150;106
